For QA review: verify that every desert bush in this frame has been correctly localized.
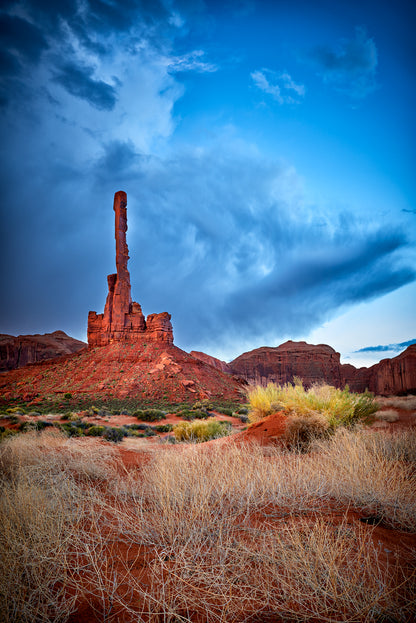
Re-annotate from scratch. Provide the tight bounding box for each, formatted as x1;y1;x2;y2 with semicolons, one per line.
154;424;173;433
310;428;416;530
247;380;378;428
173;419;231;442
284;412;330;449
123;441;415;621
247;382;283;421
134;408;166;422
0;429;17;443
103;427;125;443
374;409;400;422
379;395;416;411
85;425;106;437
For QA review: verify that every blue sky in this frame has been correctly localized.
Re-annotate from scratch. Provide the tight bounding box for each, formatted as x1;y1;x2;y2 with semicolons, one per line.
0;0;415;367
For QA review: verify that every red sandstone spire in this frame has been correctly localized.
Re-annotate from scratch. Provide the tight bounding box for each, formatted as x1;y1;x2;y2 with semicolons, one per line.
103;191;132;332
88;191;173;346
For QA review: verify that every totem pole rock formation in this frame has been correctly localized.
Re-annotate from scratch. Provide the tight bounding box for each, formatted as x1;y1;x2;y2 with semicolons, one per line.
88;191;173;346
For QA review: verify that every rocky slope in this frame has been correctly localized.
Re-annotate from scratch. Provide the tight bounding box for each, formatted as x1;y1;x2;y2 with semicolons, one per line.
0;342;245;403
190;351;231;374
228;341;416;395
0;331;86;371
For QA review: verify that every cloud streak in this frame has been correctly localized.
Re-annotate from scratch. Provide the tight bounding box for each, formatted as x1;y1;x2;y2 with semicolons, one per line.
251;68;305;104
355;339;416;353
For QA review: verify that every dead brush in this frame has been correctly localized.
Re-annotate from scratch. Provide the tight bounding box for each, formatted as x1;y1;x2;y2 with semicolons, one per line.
309;428;416;530
374;409;400;422
378;395;416;411
0;430;120;623
120;513;416;622
284;411;330;450
0;428;119;482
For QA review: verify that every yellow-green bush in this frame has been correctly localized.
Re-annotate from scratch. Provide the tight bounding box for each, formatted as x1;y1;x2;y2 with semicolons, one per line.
247;379;378;428
173;420;231;442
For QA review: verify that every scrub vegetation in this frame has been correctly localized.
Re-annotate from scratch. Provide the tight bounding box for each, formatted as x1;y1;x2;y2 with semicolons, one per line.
0;427;415;622
247;379;378;426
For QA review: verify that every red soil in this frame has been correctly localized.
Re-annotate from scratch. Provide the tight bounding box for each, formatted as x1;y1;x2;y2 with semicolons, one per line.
229;410;288;445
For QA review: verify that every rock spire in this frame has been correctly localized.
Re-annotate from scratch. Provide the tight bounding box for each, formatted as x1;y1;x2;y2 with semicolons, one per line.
88;191;173;346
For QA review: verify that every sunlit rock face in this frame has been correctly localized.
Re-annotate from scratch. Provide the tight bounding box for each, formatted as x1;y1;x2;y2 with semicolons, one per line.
87;191;173;347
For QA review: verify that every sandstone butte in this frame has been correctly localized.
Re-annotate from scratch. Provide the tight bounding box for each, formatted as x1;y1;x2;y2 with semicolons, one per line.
0;192;245;404
0;331;86;372
226;341;416;396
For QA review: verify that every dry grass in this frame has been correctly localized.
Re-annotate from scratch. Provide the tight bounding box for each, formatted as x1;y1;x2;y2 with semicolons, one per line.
284;411;330;449
374;408;400;422
378;395;416;411
310;428;416;530
1;428;416;621
0;431;119;622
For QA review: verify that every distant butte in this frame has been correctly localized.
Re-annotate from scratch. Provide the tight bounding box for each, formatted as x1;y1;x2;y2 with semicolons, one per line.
87;191;173;346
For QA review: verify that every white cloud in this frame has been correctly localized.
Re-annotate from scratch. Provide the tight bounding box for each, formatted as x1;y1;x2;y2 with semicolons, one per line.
251;68;305;104
167;50;218;73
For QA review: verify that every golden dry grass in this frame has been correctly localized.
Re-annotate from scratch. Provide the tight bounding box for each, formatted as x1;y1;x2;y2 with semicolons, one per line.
1;428;415;621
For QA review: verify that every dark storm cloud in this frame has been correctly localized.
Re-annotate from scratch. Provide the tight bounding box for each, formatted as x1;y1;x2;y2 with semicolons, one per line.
0;14;48;67
355;339;416;353
0;0;172;109
53;62;117;111
0;13;49;105
310;26;378;98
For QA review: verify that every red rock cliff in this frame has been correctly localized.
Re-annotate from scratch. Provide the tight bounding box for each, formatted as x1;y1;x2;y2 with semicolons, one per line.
88;191;173;346
229;341;416;395
230;341;343;388
0;331;86;371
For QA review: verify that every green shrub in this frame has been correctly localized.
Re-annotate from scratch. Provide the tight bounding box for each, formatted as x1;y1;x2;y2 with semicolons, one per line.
19;421;51;433
86;425;106;437
134;409;166;422
103;427;125;443
59;423;84;437
63;392;72;400
154;424;173;433
5;414;20;425
178;410;196;421
192;399;214;411
173;420;231;443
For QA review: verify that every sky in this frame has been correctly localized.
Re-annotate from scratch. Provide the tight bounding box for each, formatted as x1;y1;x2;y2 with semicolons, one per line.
0;0;415;368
